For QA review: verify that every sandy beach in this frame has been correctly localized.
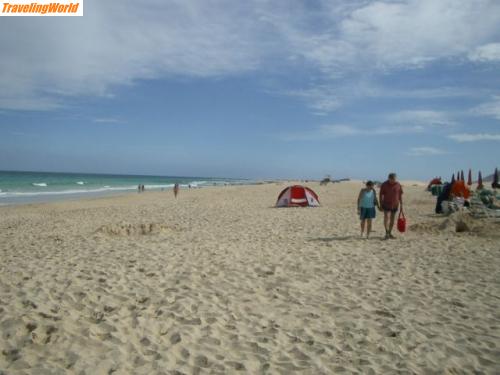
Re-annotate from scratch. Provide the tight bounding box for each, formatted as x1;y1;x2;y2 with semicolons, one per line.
1;181;499;374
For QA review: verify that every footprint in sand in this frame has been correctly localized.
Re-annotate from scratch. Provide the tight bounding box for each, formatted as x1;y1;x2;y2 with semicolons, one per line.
22;300;38;309
170;333;182;345
194;355;209;368
25;322;37;332
374;309;396;319
2;348;21;362
290;347;310;361
180;348;190;359
226;361;245;371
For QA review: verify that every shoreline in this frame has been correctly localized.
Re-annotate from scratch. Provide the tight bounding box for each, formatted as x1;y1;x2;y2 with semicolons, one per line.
0;170;259;207
0;179;428;208
0;181;264;207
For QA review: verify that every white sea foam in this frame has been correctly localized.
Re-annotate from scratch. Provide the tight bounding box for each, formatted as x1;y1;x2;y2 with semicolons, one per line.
0;185;138;199
191;180;208;185
0;180;254;203
76;181;85;185
144;184;175;190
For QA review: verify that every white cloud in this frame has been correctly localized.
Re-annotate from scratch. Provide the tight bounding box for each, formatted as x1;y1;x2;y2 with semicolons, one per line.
407;147;447;156
284;83;484;115
470;96;500;120
281;124;360;141
469;43;500;62
321;124;361;136
272;0;500;75
266;0;500;113
93;117;123;124
355;109;455;136
286;87;341;115
449;133;500;142
374;125;426;135
282;121;429;141
0;1;267;110
356;85;484;100
1;0;500;111
388;110;455;127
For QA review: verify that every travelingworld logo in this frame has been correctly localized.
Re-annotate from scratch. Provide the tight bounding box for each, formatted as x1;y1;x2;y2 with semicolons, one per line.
1;0;82;16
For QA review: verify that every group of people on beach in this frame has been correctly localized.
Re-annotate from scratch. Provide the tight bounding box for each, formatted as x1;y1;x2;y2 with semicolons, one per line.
357;173;403;240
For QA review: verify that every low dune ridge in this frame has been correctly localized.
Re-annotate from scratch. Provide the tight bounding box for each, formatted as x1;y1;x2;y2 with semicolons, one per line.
0;182;499;374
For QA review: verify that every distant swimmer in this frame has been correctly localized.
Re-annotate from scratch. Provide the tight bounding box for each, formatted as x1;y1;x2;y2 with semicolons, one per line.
173;183;179;198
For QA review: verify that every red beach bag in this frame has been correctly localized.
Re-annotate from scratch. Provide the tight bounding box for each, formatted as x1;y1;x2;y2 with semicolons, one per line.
397;211;406;233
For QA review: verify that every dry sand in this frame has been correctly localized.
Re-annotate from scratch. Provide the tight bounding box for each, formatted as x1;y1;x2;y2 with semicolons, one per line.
1;181;499;374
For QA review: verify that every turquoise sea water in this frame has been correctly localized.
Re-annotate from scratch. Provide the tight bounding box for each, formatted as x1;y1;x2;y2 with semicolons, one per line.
0;171;251;205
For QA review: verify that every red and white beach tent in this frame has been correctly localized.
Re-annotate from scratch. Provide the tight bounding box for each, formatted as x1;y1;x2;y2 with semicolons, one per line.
275;185;320;207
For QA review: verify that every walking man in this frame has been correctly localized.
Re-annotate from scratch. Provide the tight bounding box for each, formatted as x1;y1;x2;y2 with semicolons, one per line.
379;173;403;240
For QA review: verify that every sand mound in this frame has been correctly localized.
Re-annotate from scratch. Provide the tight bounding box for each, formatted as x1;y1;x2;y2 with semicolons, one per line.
410;212;500;237
438;212;474;233
408;221;441;234
96;222;171;236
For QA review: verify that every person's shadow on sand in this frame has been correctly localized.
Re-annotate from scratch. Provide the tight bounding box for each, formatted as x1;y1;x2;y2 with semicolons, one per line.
309;231;381;242
309;236;359;242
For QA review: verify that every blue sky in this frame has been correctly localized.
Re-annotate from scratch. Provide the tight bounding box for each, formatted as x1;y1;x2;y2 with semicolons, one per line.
1;0;499;180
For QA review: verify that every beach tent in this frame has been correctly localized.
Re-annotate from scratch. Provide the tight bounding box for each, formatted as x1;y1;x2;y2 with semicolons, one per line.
276;185;320;207
451;173;456;183
493;168;499;189
467;169;472;186
478;171;484;190
460;170;465;181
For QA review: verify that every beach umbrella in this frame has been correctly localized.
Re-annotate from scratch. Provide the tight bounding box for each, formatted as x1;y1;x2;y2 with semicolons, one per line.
451;173;455;183
467;169;472;186
460;170;464;181
478;171;483;189
493;168;499;189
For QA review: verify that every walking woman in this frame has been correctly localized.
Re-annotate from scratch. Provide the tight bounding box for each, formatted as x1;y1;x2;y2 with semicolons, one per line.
357;181;380;238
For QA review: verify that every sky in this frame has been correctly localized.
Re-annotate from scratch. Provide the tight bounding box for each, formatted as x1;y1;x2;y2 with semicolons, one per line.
1;0;500;181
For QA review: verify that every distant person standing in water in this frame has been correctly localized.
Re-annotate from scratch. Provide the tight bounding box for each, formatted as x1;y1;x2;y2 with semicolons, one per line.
138;184;141;193
173;183;179;198
357;181;379;238
379;173;403;240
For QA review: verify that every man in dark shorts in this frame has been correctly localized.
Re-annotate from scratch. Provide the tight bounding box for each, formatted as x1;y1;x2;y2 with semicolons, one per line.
379;173;403;240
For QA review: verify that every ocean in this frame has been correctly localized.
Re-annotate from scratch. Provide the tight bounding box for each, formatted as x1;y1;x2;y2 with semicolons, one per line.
0;170;251;205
